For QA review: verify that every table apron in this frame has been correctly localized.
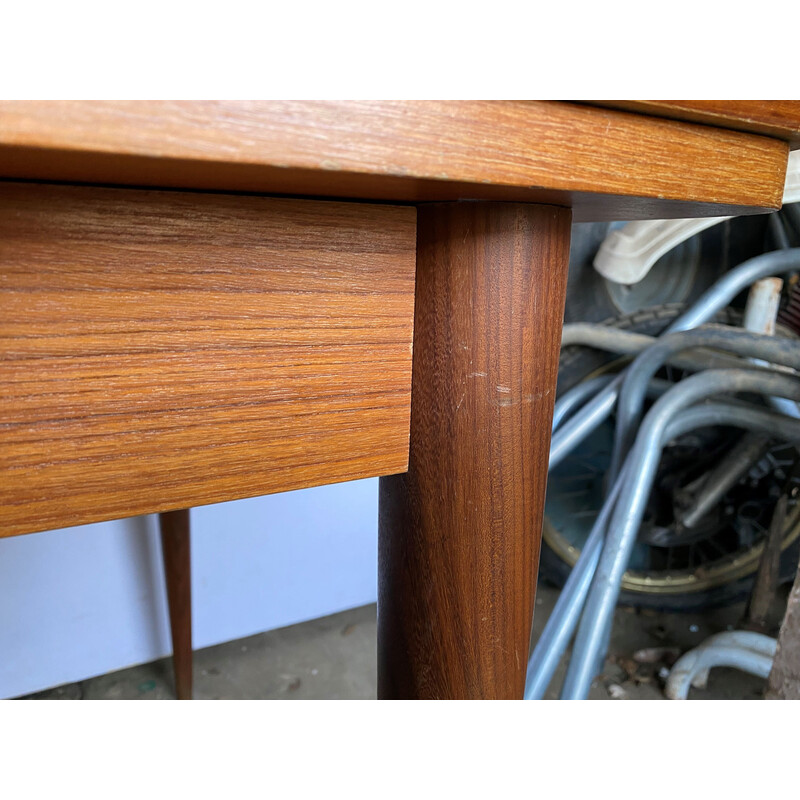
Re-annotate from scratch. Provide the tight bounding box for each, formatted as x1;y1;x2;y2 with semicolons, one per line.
0;182;417;537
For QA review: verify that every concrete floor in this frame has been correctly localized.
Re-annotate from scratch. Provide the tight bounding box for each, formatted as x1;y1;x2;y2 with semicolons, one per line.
23;582;785;700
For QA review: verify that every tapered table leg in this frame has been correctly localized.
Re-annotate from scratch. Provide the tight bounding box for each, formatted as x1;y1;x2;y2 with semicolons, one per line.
378;202;571;699
159;509;193;700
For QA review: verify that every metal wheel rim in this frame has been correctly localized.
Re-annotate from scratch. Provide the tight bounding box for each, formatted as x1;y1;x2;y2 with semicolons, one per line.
545;340;800;596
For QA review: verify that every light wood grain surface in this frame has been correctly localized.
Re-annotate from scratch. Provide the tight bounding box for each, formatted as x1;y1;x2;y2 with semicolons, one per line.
0;183;416;537
593;101;800;148
0;101;788;221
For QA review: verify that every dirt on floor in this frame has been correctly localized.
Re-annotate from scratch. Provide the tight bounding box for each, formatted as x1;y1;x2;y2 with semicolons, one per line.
22;583;788;700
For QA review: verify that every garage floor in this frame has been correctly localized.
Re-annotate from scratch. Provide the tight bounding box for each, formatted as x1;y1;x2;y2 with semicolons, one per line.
23;583;785;700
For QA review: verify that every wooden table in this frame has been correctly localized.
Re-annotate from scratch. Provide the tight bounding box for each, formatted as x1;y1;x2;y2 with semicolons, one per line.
1;101;798;699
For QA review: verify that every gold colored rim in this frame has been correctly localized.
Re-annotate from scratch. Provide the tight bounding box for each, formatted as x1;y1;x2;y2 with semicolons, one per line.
549;321;800;595
543;511;800;595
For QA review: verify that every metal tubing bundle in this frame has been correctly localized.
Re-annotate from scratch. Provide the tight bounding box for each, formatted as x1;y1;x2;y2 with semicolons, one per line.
527;247;800;700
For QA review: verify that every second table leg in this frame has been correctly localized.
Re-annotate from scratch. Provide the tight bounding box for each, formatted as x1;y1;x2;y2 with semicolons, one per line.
159;508;193;700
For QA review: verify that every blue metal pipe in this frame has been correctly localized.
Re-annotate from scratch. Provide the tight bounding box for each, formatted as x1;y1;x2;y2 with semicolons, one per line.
526;398;800;699
552;374;616;432
665;248;800;333
610;326;800;482
550;248;800;469
562;369;800;699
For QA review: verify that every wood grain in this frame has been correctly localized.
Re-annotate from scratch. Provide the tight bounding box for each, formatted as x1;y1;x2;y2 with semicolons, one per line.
0;101;788;221
159;509;192;700
593;101;800;148
0;183;416;537
378;202;571;699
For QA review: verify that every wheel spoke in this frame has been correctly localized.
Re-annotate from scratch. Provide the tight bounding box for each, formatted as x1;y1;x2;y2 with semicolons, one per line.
547;334;800;608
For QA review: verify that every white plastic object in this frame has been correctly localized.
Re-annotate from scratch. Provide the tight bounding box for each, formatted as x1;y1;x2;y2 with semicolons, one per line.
743;277;783;337
594;150;800;286
743;277;800;418
664;631;776;700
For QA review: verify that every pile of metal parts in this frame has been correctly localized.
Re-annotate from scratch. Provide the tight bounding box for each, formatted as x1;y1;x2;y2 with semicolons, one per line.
526;241;800;700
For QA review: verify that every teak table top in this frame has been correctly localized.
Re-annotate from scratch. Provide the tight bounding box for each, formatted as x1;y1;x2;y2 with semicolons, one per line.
0;100;795;220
